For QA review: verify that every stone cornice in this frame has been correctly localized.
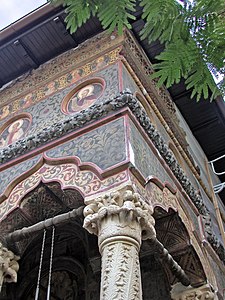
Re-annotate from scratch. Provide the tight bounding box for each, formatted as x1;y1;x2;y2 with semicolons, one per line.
0;91;224;263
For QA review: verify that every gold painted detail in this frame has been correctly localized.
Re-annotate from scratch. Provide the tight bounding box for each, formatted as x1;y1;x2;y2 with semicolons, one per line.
0;48;121;122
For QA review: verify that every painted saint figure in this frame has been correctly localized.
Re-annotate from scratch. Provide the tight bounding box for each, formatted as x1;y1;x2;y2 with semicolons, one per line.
0;118;29;148
67;82;104;113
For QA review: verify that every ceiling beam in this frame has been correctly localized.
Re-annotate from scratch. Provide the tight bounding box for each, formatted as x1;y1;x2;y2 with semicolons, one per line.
14;39;39;69
53;16;78;47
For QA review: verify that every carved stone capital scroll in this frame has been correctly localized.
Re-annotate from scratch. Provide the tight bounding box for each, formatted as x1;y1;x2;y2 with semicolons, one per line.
83;186;156;300
171;283;216;300
0;243;20;292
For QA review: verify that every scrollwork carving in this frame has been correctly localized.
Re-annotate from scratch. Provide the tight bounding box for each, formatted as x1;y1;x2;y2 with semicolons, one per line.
0;243;19;291
171;283;215;300
83;187;156;244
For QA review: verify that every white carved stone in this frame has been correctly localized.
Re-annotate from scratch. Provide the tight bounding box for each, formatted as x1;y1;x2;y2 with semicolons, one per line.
0;243;20;293
83;187;156;300
171;283;217;300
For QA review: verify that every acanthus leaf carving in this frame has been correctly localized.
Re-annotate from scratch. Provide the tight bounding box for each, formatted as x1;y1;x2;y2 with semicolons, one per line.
0;242;20;292
171;283;216;300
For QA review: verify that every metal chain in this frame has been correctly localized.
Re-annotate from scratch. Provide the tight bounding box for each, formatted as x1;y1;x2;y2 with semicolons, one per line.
35;229;46;300
46;226;55;300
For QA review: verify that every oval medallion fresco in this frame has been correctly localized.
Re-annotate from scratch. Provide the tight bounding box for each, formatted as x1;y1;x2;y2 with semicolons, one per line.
63;79;105;114
0;116;31;148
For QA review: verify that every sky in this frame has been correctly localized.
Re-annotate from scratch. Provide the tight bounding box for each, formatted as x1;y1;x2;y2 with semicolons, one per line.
0;0;47;30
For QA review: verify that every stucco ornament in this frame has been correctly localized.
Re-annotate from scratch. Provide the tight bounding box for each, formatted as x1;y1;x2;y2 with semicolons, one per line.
0;243;20;292
171;283;216;300
83;187;156;300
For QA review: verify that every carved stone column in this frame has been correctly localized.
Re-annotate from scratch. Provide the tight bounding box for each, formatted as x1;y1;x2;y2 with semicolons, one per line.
0;243;20;292
83;186;156;300
171;283;217;300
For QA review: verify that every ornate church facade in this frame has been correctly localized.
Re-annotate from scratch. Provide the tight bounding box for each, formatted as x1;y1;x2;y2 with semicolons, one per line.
0;7;224;300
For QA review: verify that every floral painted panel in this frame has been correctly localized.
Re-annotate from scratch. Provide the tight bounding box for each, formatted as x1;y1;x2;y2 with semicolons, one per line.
122;64;141;94
46;117;127;171
129;120;172;184
22;65;119;135
0;155;41;196
0;64;120;138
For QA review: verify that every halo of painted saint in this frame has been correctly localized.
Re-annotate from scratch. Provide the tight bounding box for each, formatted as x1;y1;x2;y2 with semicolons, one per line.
0;117;30;148
66;82;104;113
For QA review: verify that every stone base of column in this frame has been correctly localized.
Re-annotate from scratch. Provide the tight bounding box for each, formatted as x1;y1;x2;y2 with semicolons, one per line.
171;283;217;300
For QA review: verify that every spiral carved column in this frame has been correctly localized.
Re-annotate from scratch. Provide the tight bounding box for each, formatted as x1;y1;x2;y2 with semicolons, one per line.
83;187;156;300
0;243;19;293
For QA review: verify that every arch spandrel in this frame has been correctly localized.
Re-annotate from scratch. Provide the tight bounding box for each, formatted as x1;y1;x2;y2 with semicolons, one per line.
0;159;129;223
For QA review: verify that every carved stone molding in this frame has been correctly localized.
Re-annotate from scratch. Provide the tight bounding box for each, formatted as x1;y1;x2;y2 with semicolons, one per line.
171;283;216;300
83;186;156;246
83;186;156;300
0;243;19;292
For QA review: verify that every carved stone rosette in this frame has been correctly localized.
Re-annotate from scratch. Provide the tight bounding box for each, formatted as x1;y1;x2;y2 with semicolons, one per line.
0;243;20;292
83;187;156;300
171;283;216;300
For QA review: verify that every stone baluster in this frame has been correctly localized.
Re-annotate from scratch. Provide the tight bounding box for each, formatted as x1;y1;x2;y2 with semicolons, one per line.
83;186;156;300
0;243;20;293
171;283;217;300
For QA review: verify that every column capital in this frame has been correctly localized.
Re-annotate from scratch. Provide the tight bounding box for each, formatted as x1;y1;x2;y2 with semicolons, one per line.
0;242;20;291
83;186;156;248
171;283;216;300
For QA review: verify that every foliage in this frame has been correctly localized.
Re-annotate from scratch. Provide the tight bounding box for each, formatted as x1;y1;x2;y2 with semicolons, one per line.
50;0;225;101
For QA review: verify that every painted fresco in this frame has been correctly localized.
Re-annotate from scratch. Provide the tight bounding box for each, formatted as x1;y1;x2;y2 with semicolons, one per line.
46;117;127;171
129;120;173;184
0;64;120;138
0;117;30;148
122;64;141;93
0;155;41;196
0;48;120;122
66;82;104;113
0;164;129;221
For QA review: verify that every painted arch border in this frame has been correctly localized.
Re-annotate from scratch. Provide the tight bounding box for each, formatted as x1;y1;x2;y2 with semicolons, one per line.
0;156;128;223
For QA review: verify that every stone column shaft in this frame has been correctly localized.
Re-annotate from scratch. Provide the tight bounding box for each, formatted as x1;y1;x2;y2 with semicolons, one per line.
83;187;156;300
